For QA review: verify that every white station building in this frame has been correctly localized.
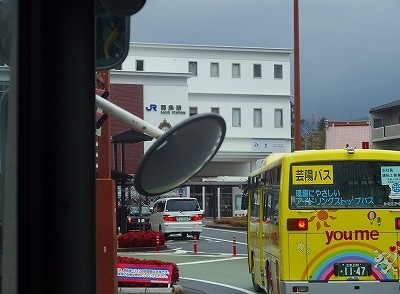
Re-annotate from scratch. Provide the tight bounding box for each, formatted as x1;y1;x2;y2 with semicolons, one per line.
109;43;293;217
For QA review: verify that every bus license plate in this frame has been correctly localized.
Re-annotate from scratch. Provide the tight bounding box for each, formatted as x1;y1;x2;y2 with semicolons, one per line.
335;263;371;277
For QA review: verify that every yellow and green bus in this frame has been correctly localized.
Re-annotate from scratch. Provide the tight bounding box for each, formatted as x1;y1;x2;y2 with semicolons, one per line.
246;148;400;293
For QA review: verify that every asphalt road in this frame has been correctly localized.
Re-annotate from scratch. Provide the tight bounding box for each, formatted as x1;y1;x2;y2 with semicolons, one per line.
118;221;257;293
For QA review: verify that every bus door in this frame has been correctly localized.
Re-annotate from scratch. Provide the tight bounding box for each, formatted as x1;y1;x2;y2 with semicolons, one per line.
263;185;280;293
248;176;265;285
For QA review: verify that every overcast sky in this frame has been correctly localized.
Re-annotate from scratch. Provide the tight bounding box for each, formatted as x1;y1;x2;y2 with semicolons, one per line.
130;0;400;121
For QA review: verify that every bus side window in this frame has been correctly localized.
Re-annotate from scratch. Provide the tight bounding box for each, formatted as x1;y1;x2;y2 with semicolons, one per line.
263;190;270;221
250;189;260;219
270;187;279;223
264;186;279;223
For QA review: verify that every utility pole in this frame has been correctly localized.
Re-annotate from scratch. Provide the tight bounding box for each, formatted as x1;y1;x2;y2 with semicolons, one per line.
294;0;302;151
96;71;117;294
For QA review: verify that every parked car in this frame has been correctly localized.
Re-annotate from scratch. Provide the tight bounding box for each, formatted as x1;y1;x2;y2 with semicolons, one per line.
150;197;203;239
127;205;151;231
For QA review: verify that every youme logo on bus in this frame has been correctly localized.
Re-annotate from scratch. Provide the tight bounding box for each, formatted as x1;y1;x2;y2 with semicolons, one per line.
325;229;379;245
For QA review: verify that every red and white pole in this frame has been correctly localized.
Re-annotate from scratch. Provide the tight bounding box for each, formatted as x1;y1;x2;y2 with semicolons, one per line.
193;234;198;255
232;236;237;256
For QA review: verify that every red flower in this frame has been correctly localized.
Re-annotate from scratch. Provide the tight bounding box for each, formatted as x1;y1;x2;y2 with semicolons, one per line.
117;256;179;287
117;231;165;248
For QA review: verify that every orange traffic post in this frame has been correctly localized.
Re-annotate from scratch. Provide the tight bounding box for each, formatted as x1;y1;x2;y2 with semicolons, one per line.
232;236;237;256
193;235;198;255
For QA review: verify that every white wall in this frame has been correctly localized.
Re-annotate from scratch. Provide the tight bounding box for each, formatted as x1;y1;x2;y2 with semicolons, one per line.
115;43;293;179
124;43;292;96
191;94;291;139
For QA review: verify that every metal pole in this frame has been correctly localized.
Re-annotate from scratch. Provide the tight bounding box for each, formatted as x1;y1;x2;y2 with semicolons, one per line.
95;94;163;138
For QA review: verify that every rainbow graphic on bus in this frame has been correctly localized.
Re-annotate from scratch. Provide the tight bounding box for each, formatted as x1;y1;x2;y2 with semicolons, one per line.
302;241;399;281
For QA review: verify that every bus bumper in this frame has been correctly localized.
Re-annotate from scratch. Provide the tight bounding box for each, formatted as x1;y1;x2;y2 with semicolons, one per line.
281;280;400;294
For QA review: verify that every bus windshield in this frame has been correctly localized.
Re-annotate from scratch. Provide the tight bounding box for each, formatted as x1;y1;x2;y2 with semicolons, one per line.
290;160;400;209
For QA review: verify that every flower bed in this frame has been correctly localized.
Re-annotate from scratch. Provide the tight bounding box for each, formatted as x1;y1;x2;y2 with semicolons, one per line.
213;216;247;228
118;231;166;248
117;256;179;288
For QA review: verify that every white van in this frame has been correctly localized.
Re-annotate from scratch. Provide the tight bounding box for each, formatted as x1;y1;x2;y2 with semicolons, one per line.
150;197;203;239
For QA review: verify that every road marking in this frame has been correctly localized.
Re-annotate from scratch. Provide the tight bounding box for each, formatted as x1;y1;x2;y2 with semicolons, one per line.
166;241;188;245
180;277;256;294
202;236;247;246
174;249;187;254
201;237;221;243
204;227;247;234
176;256;247;265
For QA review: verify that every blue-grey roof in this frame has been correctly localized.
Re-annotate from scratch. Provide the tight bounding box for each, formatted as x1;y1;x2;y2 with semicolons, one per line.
369;99;400;113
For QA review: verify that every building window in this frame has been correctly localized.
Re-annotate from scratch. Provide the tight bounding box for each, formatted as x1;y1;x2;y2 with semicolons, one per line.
211;107;220;114
274;109;283;128
373;118;383;128
232;63;240;78
136;60;144;71
210;62;219;77
189;61;197;76
254;108;262;127
189;107;198;116
232;108;241;127
274;64;283;79
253;64;262;78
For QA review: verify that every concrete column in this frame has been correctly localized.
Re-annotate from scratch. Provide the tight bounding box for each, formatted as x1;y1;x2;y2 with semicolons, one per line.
186;186;190;197
202;186;206;211
217;187;221;219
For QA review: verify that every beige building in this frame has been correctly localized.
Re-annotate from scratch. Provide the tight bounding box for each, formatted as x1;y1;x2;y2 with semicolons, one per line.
325;120;370;149
324;98;400;151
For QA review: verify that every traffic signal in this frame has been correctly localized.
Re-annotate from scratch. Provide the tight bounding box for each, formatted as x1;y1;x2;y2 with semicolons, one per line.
95;0;146;70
